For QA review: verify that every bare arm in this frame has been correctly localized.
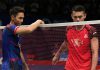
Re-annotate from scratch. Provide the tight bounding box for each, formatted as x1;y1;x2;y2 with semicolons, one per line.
91;37;99;70
20;51;29;70
19;44;29;70
55;40;68;57
15;19;44;34
52;40;68;65
20;50;26;64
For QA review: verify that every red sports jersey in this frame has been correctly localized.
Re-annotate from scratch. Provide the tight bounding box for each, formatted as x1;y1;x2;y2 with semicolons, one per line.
65;25;97;70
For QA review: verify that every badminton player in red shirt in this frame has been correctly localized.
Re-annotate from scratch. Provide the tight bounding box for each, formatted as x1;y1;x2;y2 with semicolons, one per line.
52;5;99;70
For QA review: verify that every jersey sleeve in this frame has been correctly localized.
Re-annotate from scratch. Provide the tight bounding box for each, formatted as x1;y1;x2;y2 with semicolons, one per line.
7;24;19;34
89;26;98;39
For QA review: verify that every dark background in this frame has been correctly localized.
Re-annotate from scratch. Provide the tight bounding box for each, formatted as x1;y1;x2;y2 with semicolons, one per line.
0;0;100;70
0;0;100;25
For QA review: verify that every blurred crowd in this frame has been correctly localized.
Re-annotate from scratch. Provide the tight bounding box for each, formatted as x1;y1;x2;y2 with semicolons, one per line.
0;0;100;25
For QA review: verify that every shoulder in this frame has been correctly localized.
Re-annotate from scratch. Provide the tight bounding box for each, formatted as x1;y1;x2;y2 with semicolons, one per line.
85;25;97;34
85;24;97;38
6;24;18;31
5;24;18;33
85;25;96;30
6;24;16;28
66;26;75;30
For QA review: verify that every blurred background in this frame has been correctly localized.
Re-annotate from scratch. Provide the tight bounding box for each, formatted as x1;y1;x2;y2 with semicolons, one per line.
0;0;100;25
0;0;100;70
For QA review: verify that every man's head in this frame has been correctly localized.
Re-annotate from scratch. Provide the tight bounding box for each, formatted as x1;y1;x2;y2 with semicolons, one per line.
71;5;86;22
10;6;25;25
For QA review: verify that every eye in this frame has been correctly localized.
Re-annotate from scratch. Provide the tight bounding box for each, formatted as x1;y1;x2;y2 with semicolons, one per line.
73;16;77;18
73;16;83;18
19;17;24;19
78;16;83;18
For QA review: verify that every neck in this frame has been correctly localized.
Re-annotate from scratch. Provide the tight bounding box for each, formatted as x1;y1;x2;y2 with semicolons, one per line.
10;21;18;26
75;25;85;30
10;21;14;24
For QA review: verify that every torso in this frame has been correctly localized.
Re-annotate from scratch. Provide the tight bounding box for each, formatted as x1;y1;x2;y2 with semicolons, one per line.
2;24;21;62
65;25;92;70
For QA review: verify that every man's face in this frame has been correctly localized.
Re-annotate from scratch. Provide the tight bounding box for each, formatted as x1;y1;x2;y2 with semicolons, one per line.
11;12;24;25
71;11;86;22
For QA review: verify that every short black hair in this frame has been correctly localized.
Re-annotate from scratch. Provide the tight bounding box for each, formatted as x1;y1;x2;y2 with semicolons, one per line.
71;5;86;12
9;6;25;16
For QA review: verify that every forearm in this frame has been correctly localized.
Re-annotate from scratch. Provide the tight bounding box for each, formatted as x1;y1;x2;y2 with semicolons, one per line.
15;20;44;34
20;50;29;70
91;37;99;70
55;41;67;57
91;52;98;70
19;44;26;64
55;47;64;57
27;20;43;32
20;51;26;64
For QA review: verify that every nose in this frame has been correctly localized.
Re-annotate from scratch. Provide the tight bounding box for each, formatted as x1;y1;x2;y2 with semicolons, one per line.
76;18;80;22
21;19;23;23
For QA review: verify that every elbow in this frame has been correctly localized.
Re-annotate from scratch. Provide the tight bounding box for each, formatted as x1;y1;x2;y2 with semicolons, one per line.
28;29;33;33
91;50;98;56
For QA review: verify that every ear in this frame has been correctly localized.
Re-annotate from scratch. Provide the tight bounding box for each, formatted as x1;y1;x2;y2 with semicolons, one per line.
71;13;74;19
71;13;73;18
11;15;15;21
84;13;87;19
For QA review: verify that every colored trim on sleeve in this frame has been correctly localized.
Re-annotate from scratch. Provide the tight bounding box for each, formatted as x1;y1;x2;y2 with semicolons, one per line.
14;26;19;34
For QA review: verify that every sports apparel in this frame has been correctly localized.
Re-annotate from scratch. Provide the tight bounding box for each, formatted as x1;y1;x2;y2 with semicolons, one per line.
2;24;22;70
65;25;97;70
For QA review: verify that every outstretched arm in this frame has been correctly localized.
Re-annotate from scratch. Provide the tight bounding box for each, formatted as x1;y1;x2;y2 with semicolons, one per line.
15;19;44;34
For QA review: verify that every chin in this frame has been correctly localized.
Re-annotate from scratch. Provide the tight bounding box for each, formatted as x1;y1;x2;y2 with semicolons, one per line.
18;23;22;25
18;24;21;26
16;24;21;26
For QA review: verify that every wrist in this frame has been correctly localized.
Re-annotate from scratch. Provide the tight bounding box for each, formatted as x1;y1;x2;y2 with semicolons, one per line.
55;54;60;57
